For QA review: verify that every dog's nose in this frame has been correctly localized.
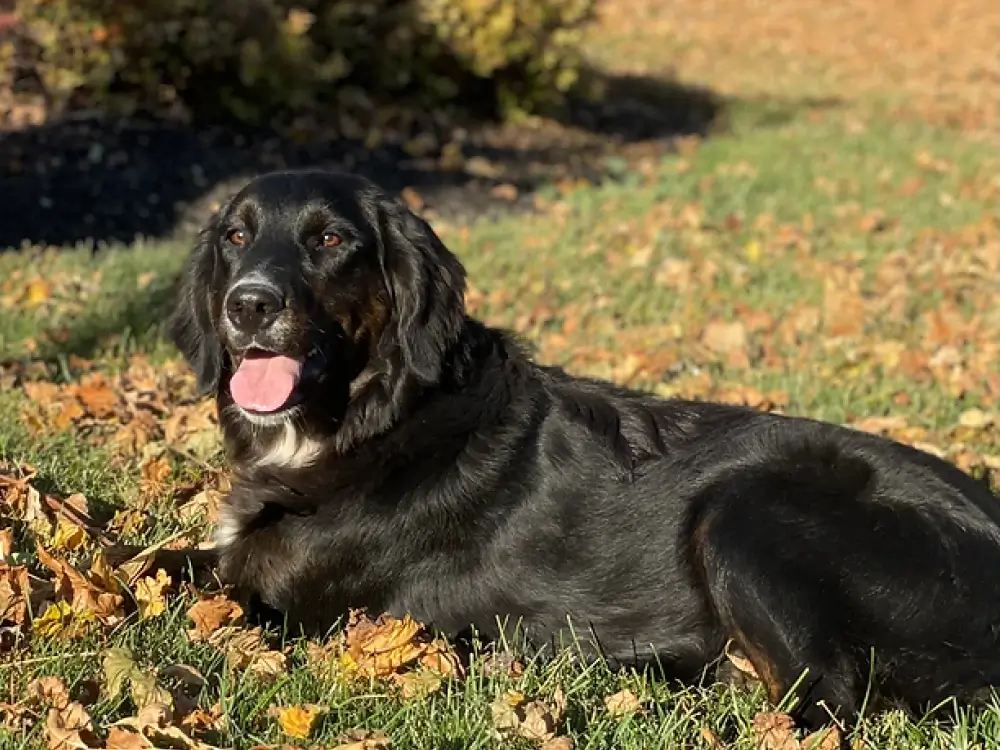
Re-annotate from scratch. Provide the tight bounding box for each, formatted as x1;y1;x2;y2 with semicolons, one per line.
225;284;284;334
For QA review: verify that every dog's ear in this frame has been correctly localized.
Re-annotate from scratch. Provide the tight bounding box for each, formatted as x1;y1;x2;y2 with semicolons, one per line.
378;203;467;384
167;221;224;395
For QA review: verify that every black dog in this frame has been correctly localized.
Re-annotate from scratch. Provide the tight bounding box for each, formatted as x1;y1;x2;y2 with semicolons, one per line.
167;168;1000;730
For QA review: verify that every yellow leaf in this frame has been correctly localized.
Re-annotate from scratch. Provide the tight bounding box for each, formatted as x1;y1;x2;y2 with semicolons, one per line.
50;518;88;552
134;569;171;620
276;705;321;739
34;601;95;639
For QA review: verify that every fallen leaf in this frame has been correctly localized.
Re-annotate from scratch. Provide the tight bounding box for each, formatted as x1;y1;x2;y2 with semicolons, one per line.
246;649;288;679
752;712;799;750
186;595;244;641
35;544;124;627
103;647;140;701
76;374;120;419
50;518;89;552
105;727;154;749
603;688;644;718
331;728;392;750
28;676;71;709
133;702;173;730
701;320;750;368
491;687;567;744
0;562;35;628
33;601;95;639
275;705;323;739
958;409;995;429
803;726;843;750
0;529;13;559
45;701;99;750
130;670;174;710
392;669;443;699
699;727;725;748
725;641;760;680
134;569;172;619
339;611;463;681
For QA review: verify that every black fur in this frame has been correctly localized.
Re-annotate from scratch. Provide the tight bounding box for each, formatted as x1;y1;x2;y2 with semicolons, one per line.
168;168;1000;730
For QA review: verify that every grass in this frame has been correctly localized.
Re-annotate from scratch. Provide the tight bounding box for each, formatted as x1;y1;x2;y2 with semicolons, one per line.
2;3;999;748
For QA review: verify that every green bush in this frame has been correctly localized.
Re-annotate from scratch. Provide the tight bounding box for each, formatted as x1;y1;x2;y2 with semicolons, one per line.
7;0;597;126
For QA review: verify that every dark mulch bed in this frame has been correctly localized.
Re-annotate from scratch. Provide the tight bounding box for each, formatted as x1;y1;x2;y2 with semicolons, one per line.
0;60;723;250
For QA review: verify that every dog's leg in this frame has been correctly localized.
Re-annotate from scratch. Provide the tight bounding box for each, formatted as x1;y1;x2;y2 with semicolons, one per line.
693;500;863;732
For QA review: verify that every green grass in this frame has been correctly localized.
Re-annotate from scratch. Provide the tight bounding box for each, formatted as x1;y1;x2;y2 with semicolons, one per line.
1;92;998;749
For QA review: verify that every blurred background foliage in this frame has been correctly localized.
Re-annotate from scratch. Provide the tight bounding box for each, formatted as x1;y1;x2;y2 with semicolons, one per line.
4;0;599;129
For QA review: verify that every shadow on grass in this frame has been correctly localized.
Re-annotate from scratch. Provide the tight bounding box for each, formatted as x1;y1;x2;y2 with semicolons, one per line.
0;71;733;251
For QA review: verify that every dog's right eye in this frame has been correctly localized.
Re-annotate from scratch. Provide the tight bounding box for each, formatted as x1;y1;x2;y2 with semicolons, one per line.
226;229;247;246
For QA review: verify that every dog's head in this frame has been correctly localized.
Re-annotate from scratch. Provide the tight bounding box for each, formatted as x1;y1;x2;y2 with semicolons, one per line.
168;169;467;442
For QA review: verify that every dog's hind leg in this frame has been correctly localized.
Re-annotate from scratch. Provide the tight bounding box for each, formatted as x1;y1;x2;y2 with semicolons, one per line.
692;492;866;731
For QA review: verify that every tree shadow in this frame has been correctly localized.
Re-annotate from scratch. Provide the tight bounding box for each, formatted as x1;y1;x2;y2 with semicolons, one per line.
0;73;733;251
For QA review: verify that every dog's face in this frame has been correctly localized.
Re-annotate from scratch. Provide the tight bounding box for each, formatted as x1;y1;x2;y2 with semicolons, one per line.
168;170;466;435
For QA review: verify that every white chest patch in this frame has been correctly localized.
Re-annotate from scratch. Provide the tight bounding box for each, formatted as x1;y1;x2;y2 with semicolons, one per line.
213;504;243;549
254;423;325;470
213;423;324;550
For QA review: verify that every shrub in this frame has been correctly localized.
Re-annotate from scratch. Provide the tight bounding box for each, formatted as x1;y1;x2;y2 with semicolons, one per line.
6;0;598;126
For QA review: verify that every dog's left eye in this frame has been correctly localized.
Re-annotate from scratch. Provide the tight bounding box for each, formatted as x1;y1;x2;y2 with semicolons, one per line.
321;232;342;248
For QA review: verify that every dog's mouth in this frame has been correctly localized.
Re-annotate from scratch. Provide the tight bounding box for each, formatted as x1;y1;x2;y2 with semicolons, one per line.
229;347;325;415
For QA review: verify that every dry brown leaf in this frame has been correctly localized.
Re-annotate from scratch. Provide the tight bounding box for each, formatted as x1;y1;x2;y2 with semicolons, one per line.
0;461;47;526
0;562;35;627
802;727;843;750
541;738;574;750
179;703;226;736
177;489;222;525
331;728;392;750
246;649;288;679
700;727;725;748
724;641;760;680
134;569;172;620
45;701;99;750
339;611;463;681
139;456;173;499
105;727;155;749
751;712;799;750
28;676;71;710
186;595;244;641
0;528;12;559
823;278;865;338
76;374;120;419
603;688;644;718
491;687;567;744
341;612;426;677
35;544;124;627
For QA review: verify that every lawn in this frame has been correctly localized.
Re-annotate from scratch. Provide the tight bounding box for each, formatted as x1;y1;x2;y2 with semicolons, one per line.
2;1;999;748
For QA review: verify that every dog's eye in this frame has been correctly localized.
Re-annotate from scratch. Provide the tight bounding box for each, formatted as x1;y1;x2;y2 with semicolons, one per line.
321;232;342;248
227;229;248;246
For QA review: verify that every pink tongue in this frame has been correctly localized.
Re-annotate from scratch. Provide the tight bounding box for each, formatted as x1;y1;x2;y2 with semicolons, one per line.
230;354;303;412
